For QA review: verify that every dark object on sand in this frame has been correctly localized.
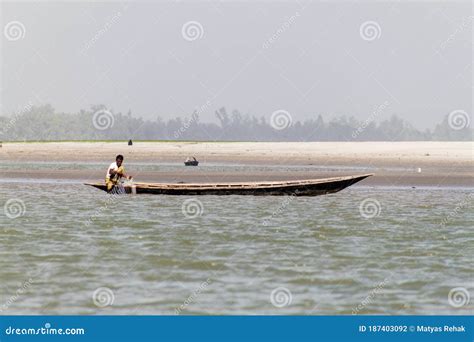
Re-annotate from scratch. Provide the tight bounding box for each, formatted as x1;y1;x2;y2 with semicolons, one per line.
86;174;373;196
128;139;133;146
184;157;199;166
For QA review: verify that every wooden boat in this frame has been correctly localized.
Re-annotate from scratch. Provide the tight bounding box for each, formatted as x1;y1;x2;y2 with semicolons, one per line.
184;160;199;166
85;174;372;196
184;157;199;166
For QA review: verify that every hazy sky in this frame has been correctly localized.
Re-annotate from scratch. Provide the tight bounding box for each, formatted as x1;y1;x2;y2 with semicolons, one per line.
1;0;472;129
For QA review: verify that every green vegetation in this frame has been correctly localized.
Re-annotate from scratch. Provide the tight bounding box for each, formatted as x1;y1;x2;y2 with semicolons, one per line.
0;104;471;141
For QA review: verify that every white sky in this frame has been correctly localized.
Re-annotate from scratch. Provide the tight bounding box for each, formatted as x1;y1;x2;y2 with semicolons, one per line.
1;0;472;129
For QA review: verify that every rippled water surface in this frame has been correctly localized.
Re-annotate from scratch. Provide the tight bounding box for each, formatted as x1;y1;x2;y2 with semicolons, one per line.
0;177;472;315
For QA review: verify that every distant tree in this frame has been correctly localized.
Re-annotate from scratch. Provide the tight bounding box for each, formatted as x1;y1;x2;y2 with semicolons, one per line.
0;104;472;142
433;114;473;141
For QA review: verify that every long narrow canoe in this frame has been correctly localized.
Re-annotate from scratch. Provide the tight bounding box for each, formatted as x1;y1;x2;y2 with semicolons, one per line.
85;174;372;196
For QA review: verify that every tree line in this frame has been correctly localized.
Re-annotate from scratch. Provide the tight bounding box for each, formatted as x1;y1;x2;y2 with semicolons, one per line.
0;104;471;141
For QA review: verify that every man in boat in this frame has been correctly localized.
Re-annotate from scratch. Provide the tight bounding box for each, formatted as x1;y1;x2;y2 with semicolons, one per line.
106;155;132;192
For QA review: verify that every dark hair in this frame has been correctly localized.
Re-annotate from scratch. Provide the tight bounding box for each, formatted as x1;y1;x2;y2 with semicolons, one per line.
116;155;124;161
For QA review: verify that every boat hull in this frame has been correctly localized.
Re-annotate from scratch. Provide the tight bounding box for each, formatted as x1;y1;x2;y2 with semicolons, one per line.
184;161;199;166
85;174;372;196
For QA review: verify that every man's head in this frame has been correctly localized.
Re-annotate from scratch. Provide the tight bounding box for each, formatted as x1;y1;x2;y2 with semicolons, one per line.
116;154;124;167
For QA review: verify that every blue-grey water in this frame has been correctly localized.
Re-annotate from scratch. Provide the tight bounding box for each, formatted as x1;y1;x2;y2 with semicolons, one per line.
0;166;472;315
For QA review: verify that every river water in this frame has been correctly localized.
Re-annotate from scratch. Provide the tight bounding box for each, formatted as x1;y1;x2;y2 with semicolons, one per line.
0;165;472;315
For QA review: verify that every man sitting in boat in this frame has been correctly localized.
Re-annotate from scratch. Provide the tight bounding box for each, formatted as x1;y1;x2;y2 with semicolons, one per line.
106;154;132;192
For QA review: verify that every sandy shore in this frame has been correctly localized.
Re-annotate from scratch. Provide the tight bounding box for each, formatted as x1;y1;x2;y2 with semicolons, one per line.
1;141;472;165
0;142;472;187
